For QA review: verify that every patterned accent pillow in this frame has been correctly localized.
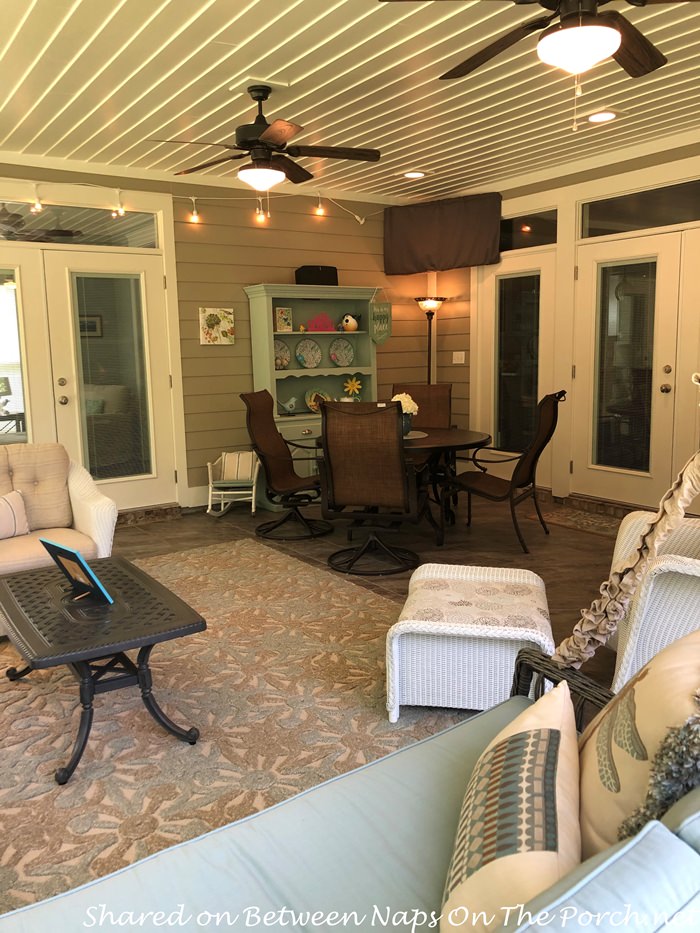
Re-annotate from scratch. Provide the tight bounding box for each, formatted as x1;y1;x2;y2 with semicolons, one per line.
0;489;29;539
579;628;700;858
441;682;580;932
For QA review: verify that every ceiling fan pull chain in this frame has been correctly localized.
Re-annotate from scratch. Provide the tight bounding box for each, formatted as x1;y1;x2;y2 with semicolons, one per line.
572;74;583;133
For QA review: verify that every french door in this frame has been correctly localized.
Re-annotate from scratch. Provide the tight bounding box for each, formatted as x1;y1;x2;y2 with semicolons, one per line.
0;245;176;510
472;249;556;485
571;230;700;507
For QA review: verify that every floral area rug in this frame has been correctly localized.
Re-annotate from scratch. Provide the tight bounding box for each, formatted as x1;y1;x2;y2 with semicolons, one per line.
528;507;620;538
0;540;469;913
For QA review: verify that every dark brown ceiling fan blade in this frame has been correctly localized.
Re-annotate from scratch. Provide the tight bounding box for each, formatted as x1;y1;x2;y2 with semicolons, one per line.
270;154;314;184
259;119;303;146
286;145;380;162
148;137;239;149
175;153;247;175
599;10;667;77
439;13;555;79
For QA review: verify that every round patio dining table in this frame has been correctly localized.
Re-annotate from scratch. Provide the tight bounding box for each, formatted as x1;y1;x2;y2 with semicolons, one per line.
404;427;492;528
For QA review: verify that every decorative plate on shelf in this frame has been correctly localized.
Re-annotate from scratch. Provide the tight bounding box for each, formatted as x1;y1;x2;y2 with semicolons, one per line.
305;389;332;413
296;337;322;369
329;337;354;367
274;338;291;370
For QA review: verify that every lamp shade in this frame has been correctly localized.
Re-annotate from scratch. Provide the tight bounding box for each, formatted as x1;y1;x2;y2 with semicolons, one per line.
237;163;286;192
415;297;445;313
537;15;621;74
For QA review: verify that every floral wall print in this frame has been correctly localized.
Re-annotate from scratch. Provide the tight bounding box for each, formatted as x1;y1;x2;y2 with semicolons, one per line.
199;307;235;345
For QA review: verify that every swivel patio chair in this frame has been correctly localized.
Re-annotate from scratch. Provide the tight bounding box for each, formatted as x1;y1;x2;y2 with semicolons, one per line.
240;389;332;540
441;389;566;553
319;401;436;575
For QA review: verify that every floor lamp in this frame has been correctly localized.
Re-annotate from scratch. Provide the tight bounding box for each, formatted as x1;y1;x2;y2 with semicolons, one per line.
414;297;444;384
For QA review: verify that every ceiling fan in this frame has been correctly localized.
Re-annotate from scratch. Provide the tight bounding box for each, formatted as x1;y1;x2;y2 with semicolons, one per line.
152;85;381;191
380;0;675;79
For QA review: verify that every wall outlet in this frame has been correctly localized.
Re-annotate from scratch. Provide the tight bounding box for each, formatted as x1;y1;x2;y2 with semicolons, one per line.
452;351;466;365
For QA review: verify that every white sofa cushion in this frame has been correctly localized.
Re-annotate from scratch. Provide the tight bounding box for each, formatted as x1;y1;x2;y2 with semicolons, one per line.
0;444;72;531
0;528;97;574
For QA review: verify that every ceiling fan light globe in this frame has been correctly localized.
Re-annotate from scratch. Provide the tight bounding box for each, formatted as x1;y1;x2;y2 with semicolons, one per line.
536;19;621;75
237;164;286;191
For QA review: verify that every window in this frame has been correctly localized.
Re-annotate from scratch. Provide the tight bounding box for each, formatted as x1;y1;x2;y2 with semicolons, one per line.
582;180;700;238
496;274;540;450
500;211;557;251
0;201;158;248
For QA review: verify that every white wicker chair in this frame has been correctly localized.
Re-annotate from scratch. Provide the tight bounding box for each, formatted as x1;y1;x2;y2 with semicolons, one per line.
608;510;700;692
385;563;554;722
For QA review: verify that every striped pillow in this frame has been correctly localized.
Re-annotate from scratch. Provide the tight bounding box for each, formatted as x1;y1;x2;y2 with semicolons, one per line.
0;489;30;539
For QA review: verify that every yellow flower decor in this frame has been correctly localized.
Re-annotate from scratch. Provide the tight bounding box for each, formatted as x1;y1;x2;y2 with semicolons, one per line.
343;376;362;396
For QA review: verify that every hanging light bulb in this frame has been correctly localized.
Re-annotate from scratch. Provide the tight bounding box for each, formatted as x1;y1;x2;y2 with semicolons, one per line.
111;189;125;218
314;193;325;217
30;185;42;213
255;197;267;224
190;197;200;223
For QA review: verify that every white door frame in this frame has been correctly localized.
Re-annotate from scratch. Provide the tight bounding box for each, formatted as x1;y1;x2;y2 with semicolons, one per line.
0;181;188;509
571;233;682;506
471;246;557;488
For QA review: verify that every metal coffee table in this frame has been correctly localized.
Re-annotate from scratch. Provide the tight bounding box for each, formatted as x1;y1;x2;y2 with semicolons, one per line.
0;556;206;784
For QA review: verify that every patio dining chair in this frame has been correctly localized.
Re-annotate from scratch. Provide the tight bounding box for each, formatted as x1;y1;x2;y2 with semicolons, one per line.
391;382;452;430
441;390;566;553
240;389;332;540
318;401;437;575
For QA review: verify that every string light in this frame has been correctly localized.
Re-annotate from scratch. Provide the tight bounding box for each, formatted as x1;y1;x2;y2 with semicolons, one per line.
255;196;267;224
314;193;325;217
189;197;200;223
111;189;125;218
29;185;42;213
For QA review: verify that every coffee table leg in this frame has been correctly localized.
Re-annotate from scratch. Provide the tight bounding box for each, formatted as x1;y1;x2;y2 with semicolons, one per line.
136;645;199;744
56;662;94;785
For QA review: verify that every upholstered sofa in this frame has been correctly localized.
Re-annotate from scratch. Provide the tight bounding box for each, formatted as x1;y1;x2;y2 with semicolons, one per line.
1;638;698;933
0;442;117;575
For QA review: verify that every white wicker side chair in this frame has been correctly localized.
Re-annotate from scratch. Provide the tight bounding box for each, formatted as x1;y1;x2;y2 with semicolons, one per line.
609;510;700;692
207;450;260;516
385;563;555;723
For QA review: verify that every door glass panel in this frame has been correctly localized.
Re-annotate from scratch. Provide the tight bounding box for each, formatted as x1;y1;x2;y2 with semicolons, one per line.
594;261;656;472
496;274;540;450
73;274;151;479
0;269;28;442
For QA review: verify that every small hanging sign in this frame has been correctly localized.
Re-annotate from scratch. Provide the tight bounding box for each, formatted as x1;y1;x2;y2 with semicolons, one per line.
369;302;392;345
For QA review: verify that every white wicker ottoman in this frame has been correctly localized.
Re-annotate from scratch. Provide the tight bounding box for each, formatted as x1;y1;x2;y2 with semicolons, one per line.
386;563;555;722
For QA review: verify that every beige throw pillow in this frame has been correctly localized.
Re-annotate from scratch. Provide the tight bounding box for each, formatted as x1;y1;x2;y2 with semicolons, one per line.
441;682;581;932
579;628;700;858
0;489;29;539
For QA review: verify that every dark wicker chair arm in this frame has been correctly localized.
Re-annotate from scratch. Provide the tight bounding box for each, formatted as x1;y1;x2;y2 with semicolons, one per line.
511;647;614;730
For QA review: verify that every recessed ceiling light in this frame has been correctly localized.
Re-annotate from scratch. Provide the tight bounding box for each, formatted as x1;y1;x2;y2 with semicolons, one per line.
588;110;618;124
404;171;425;179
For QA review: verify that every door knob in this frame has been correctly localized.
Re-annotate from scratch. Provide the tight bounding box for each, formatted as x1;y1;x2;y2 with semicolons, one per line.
660;384;672;394
57;377;67;386
58;396;69;405
663;365;672;374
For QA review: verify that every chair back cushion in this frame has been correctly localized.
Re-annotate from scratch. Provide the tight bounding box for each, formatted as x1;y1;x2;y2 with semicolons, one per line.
392;383;452;430
0;443;72;531
240;390;302;494
512;390;566;488
321;402;409;510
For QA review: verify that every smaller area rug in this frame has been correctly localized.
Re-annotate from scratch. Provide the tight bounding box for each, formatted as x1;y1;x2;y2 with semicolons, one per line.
0;540;469;912
529;507;620;538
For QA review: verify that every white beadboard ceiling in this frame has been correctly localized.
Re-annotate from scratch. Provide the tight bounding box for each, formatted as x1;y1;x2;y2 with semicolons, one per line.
2;0;700;202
